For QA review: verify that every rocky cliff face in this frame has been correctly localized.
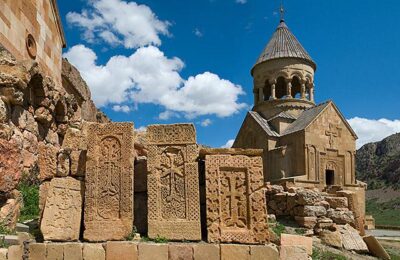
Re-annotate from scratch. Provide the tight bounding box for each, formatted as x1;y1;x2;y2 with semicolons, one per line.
0;44;109;229
356;133;400;189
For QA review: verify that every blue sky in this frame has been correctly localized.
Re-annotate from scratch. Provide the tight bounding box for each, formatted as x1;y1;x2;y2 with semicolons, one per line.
58;0;400;148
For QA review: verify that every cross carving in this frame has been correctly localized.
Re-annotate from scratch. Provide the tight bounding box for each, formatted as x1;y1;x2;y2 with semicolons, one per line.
162;151;184;203
224;175;246;228
325;124;341;148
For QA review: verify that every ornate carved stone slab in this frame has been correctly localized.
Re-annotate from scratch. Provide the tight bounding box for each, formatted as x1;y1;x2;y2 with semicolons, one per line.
204;149;269;244
41;177;83;241
84;123;134;241
147;124;201;240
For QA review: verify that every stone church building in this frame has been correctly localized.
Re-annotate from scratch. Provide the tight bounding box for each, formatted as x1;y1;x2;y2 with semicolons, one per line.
233;19;364;199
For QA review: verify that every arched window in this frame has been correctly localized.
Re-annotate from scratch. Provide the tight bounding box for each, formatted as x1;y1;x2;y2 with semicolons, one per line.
291;76;302;99
264;80;271;101
275;77;286;99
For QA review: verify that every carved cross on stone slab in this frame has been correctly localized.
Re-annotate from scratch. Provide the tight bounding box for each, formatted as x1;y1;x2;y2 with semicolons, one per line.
325;123;341;148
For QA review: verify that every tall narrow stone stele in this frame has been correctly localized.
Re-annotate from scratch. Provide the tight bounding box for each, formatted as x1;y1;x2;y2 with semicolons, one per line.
84;123;134;241
202;148;269;244
41;177;84;241
147;124;201;240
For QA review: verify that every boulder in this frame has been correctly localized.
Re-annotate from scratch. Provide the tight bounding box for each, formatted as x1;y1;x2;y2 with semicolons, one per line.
319;230;342;248
294;205;326;217
0;190;23;230
325;197;348;209
327;209;355;225
296;189;322;205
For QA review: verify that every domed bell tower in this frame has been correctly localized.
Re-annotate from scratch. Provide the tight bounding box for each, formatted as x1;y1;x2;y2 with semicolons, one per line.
252;18;317;119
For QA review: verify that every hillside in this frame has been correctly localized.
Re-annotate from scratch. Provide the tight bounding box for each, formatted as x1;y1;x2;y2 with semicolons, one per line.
356;132;400;189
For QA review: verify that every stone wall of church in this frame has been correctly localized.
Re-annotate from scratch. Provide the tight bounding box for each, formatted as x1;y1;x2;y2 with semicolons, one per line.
0;0;64;87
304;105;356;187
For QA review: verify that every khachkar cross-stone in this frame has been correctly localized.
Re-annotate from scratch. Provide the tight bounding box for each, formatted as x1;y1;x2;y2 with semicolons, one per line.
223;173;246;228
147;124;201;241
325;123;341;148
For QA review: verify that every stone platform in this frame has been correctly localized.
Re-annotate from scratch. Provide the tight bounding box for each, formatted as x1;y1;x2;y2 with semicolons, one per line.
0;241;279;260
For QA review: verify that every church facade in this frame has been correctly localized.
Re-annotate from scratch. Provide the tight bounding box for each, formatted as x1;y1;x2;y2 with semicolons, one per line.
233;19;366;207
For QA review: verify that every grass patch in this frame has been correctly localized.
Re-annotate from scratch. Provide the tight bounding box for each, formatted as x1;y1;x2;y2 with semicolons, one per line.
312;247;347;260
0;223;13;235
18;173;40;222
383;245;400;260
366;198;400;226
0;238;9;249
140;235;168;243
272;222;286;238
295;228;306;235
125;226;138;241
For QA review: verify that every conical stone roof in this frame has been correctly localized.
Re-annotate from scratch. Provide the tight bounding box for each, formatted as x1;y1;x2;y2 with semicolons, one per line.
254;20;316;70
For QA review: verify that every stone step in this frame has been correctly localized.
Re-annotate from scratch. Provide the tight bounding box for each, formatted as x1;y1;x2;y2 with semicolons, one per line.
0;235;19;246
16;223;29;233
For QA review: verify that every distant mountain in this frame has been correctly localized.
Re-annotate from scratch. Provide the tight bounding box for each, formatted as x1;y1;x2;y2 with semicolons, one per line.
356;133;400;189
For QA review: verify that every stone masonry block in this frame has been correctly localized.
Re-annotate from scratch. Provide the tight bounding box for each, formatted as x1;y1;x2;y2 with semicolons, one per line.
64;243;83;260
0;249;7;260
138;243;168;260
46;243;64;260
250;245;279;260
221;244;250;260
193;244;220;260
106;241;137;260
28;243;46;260
169;244;193;260
280;234;313;255
7;245;23;260
83;243;105;260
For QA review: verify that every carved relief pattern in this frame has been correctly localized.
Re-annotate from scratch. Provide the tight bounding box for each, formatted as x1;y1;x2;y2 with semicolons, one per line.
84;123;134;241
147;124;201;240
205;154;269;244
41;177;83;241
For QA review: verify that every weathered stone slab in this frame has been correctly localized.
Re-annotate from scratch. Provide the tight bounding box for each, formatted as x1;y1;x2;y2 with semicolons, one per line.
363;235;390;260
280;234;312;255
147;124;201;240
250;245;279;260
138;243;168;260
38;143;58;181
84;123;134;241
221;244;250;260
106;241;137;260
193;244;220;260
204;149;268;244
41;177;83;241
338;224;369;253
169;244;193;260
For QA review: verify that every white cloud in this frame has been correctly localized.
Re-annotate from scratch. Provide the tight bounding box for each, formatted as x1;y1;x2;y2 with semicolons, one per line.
136;126;147;132
64;44;247;119
112;105;131;113
236;0;247;4
66;0;170;48
194;28;203;37
348;117;400;149
200;119;212;127
221;139;235;148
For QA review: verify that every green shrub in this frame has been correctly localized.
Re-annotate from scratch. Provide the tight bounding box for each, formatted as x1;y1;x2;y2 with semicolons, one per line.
153;235;168;243
18;181;40;222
